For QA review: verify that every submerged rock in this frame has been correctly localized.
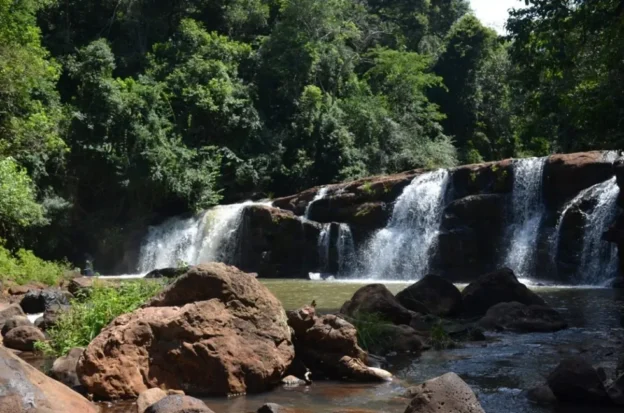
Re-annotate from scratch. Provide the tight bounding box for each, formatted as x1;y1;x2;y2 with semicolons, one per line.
396;274;463;316
547;357;611;404
50;347;85;389
461;268;546;316
20;288;71;313
479;302;567;333
404;372;485;413
0;346;97;413
340;284;415;325
257;403;296;413
77;263;294;399
144;395;214;413
3;325;45;351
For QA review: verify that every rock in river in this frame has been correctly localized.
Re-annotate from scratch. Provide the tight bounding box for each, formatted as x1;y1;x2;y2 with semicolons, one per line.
404;372;485;413
479;302;567;333
340;284;416;325
144;395;214;413
547;356;611;404
0;346;97;413
396;274;463;316
20;287;71;313
77;263;294;399
461;268;546;316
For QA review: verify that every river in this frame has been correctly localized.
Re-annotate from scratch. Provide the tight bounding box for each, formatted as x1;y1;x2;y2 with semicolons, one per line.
94;280;624;413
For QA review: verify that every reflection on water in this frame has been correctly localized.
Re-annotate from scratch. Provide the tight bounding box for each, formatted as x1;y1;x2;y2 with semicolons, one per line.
95;281;624;413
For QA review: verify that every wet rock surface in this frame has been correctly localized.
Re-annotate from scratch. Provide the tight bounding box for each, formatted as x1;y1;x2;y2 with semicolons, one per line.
78;263;294;399
144;395;214;413
51;347;85;389
20;287;71;313
0;346;98;413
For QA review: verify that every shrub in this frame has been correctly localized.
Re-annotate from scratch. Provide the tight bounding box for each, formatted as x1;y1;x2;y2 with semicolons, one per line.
428;321;455;350
0;242;69;286
349;311;396;353
36;279;165;357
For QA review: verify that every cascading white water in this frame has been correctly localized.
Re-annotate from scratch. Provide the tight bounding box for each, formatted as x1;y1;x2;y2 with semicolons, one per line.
137;201;254;273
317;223;331;272
578;177;619;283
552;177;619;284
360;169;450;280
337;223;356;275
305;186;329;219
503;157;546;277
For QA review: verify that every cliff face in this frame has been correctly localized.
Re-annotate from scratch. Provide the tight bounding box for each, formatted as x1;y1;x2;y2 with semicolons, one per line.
265;151;621;281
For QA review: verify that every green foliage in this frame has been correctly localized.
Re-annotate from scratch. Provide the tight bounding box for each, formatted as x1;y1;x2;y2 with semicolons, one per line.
36;280;165;357
428;321;455;350
0;242;69;286
350;311;396;353
0;158;46;232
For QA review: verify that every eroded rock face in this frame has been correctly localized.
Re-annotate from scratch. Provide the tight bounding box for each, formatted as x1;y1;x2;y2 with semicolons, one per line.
3;325;45;351
461;268;546;316
547;357;610;404
77;263;294;399
479;302;567;333
0;346;97;413
340;284;414;325
543;151;616;209
233;205;322;278
404;372;485;413
396;275;462;317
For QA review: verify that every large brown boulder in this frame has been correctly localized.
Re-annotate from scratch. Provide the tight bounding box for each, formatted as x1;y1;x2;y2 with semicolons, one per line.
3;325;45;351
0;346;98;413
286;305;392;381
547;357;611;404
77;263;294;399
461;268;546;316
340;284;415;325
396;274;462;316
404;372;485;413
479;302;567;333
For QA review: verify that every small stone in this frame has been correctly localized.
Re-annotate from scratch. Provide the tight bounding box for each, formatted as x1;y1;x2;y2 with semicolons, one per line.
144;395;214;413
3;325;46;351
1;315;32;336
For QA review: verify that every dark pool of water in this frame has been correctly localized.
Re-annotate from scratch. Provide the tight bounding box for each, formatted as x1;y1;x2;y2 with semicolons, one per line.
91;283;624;412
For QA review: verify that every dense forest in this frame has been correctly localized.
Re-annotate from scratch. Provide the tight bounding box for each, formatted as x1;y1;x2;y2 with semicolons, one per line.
1;0;623;268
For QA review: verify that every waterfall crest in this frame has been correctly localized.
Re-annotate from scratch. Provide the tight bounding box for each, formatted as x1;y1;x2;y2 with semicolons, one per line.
503;157;547;277
137;201;254;273
360;169;450;280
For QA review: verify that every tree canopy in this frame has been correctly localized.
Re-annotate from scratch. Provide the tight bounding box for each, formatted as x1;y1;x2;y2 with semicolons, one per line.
0;0;621;268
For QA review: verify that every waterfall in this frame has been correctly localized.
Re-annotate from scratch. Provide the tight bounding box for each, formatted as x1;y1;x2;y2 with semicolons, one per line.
137;201;254;273
503;157;546;277
360;169;450;280
305;186;329;219
553;177;619;284
578;177;619;283
337;223;356;275
317;224;331;272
